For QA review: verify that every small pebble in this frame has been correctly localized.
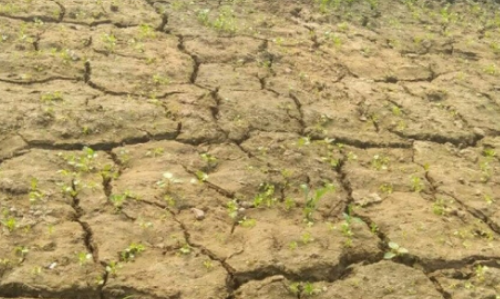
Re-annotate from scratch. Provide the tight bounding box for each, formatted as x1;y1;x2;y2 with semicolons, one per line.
190;208;205;220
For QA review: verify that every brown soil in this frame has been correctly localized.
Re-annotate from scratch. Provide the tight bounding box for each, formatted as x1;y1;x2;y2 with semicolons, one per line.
0;0;500;298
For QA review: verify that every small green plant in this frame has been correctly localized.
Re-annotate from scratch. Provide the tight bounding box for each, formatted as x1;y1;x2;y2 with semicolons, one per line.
213;6;237;33
145;147;164;158
203;260;213;270
106;261;120;277
121;243;145;262
227;199;239;219
253;183;277;208
195;170;209;182
138;23;156;40
432;198;446;216
2;217;17;232
14;246;29;262
384;242;408;259
410;175;424;192
238;217;257;228
371;154;390;170
482;147;495;157
474;264;489;282
40;91;63;103
200;153;218;170
479;161;492;182
179;244;191;255
59;147;98;173
102;33;117;52
391;105;402;116
157;172;183;190
284;197;296;211
301;231;314;245
28;177;44;203
484;194;494;205
302;183;336;222
77;252;93;266
379;183;393;194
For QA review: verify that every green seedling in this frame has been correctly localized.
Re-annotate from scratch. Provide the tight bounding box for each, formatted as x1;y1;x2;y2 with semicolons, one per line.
2;217;17;232
371;154;390;170
384;242;408;259
146;147;164;158
121;243;145;262
474;264;489;282
484;194;494;205
157;172;183;190
40;91;63;103
14;246;29;262
432;198;446;216
479;161;492;182
77;252;93;266
483;148;496;159
105;261;120;277
195;170;209;182
138;23;156;40
59;147;98;173
238;217;256;228
227;200;239;219
29;177;44;203
379;183;393;194
116;148;131;166
203;260;213;270
410;175;424;192
102;33;117;52
200;153;218;170
302;183;336;222
179;244;191;255
301;231;314;244
253;183;277;208
284;197;296;211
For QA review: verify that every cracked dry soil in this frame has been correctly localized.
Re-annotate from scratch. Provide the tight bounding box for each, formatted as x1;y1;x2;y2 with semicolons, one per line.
0;0;500;298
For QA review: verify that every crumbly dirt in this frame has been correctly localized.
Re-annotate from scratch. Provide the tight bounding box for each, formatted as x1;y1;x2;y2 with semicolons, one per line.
0;0;499;298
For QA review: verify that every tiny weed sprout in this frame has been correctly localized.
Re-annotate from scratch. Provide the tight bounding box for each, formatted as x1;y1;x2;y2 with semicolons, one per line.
14;246;29;262
195;170;209;182
157;172;183;190
432;198;446;216
253;183;277;208
371;154;390;170
203;260;213;270
28;177;44;203
284;197;296;211
474;264;489;282
121;243;145;262
410;175;424;192
379;183;393;194
146;147;164;158
227;200;239;219
238;217;256;228
302;183;336;222
77;252;93;266
384;242;408;259
200;153;218;170
179;244;191;255
2;217;17;232
301;231;314;244
60;147;98;173
106;261;120;277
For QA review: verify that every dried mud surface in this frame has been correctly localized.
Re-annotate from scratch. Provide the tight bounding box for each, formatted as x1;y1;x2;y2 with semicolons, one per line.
0;0;500;298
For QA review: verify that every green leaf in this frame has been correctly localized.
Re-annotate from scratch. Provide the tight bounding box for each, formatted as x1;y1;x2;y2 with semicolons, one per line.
398;247;409;254
384;252;396;259
388;242;399;249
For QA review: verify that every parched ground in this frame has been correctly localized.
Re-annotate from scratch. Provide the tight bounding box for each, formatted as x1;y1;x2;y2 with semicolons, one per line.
0;0;499;298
